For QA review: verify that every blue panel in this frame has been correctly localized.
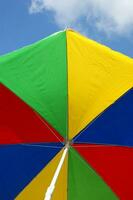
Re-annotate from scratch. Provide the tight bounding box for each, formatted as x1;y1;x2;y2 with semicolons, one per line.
0;143;63;200
74;89;133;147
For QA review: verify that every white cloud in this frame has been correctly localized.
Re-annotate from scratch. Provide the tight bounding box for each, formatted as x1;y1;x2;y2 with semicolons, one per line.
29;0;133;35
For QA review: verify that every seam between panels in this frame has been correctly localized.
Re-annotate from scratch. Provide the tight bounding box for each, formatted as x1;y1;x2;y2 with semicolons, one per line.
0;82;64;144
73;86;133;143
65;29;69;142
72;146;119;199
65;29;69;200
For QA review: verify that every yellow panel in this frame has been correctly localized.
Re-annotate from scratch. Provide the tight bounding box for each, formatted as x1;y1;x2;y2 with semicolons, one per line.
52;152;68;200
16;149;68;200
67;29;133;139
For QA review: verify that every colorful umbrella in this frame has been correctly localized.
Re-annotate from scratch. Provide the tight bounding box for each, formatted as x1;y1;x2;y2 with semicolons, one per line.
0;29;133;200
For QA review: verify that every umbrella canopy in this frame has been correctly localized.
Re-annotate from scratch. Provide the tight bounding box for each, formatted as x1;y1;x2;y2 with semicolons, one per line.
0;29;133;200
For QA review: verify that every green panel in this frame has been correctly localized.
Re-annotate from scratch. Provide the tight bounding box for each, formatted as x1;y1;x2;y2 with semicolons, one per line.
0;31;67;138
68;148;118;200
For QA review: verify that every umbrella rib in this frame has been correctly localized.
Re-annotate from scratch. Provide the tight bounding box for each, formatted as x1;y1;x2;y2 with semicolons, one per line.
20;144;62;148
33;111;64;144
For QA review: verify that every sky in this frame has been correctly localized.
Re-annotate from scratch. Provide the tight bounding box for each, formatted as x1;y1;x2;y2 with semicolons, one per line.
0;0;133;57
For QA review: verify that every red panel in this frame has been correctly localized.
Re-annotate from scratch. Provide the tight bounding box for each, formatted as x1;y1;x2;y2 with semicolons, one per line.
74;144;133;200
0;84;63;144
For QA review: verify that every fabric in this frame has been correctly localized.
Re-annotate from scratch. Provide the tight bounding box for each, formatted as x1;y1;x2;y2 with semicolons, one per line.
68;147;117;200
16;149;68;200
0;31;67;138
0;143;63;200
74;144;133;200
74;88;133;146
0;83;63;144
67;30;133;139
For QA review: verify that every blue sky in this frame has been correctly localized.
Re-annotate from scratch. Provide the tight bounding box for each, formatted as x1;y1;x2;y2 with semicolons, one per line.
0;0;133;57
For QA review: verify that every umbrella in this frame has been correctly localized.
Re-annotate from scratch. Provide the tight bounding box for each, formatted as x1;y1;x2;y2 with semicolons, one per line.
0;29;133;200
